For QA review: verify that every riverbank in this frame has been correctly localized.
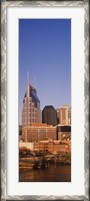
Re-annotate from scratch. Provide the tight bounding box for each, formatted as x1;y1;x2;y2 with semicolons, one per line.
19;151;71;169
19;150;71;181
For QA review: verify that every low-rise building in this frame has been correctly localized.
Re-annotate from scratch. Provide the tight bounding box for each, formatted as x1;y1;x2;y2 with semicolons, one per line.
19;141;34;150
57;124;71;141
19;140;71;153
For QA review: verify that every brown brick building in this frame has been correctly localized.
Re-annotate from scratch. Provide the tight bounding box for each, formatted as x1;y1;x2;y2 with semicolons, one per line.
22;123;57;142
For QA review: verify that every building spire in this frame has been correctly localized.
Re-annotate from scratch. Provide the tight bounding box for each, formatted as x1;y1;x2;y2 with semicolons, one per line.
34;77;36;90
27;71;29;83
26;71;30;97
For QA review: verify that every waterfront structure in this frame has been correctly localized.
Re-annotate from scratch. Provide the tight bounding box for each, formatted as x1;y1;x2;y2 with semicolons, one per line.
22;75;41;136
42;105;57;126
19;141;34;150
22;123;57;142
33;140;70;153
19;140;70;153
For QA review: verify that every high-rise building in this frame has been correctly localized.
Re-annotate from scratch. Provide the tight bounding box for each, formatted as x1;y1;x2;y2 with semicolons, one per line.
22;75;41;135
56;108;60;124
68;107;71;124
56;105;69;125
42;105;58;126
59;105;69;125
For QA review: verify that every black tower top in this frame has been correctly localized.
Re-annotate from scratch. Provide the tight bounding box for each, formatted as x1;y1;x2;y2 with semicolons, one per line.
42;105;57;126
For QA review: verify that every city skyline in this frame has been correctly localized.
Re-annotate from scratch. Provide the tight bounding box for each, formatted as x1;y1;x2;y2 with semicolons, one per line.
19;19;71;125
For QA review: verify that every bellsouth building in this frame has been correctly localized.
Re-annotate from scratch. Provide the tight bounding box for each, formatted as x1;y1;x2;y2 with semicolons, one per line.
22;76;41;136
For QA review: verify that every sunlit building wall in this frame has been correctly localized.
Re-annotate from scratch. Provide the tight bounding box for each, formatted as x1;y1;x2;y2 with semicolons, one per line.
22;76;41;136
22;123;57;142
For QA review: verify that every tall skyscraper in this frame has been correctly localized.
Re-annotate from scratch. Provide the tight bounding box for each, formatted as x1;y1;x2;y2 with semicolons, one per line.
56;105;69;125
56;108;60;124
59;105;69;125
22;74;41;135
42;105;58;126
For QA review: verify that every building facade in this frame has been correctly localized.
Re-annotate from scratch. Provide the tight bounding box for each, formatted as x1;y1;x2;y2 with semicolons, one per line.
68;107;71;124
22;123;57;142
22;76;41;136
56;105;69;125
19;140;71;153
42;105;58;126
33;141;70;153
57;124;71;141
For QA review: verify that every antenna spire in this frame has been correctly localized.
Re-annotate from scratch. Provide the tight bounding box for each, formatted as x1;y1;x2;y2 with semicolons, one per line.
26;71;30;97
27;71;29;83
34;77;36;90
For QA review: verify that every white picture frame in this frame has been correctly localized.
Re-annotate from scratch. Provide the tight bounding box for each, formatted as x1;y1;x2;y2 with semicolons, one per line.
1;0;89;200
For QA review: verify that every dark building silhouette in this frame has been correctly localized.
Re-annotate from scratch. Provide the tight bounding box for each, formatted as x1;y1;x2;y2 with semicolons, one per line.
42;105;57;126
19;125;22;135
57;125;71;132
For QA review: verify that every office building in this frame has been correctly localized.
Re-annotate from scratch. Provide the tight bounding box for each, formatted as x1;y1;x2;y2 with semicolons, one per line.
22;123;57;142
19;140;70;153
56;105;69;125
56;108;60;124
22;75;41;136
57;124;71;141
42;105;57;126
68;107;71;124
33;140;70;153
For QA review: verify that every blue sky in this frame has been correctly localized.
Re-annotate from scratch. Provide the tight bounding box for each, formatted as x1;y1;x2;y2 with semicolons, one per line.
19;19;71;125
